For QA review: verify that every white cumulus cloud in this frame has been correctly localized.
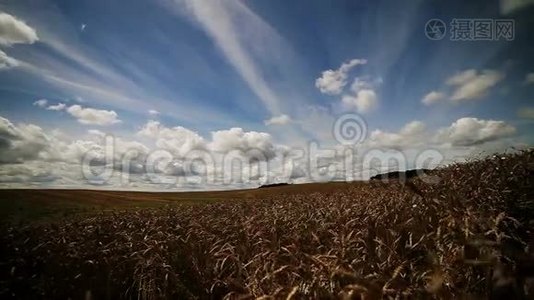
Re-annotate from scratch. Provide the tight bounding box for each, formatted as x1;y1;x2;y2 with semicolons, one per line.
66;105;121;126
47;103;66;111
209;127;276;160
341;89;377;113
33;99;48;108
0;12;39;46
138;120;206;156
87;129;105;136
0;114;523;189
436;117;516;146
264;114;291;126
0;117;50;163
367;121;427;148
366;118;516;149
421;91;446;105
315;59;367;95
446;69;504;102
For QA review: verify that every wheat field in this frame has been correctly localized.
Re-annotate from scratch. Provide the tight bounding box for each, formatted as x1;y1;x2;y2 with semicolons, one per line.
1;150;533;299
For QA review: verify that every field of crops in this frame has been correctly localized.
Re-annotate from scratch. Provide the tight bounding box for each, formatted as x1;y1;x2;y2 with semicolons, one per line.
1;150;533;299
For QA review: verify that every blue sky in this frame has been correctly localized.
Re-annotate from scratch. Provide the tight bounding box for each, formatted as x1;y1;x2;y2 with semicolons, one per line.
0;0;533;189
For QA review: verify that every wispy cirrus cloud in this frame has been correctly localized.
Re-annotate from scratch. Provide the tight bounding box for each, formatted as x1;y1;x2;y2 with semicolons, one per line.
0;0;530;190
0;49;18;70
176;0;284;115
0;4;235;126
500;0;534;14
0;7;153;110
518;107;534;119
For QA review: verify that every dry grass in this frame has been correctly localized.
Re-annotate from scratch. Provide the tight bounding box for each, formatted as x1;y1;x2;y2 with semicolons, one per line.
1;150;533;299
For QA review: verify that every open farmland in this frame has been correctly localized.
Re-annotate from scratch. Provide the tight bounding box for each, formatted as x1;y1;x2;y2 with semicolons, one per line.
0;182;353;224
1;150;533;299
